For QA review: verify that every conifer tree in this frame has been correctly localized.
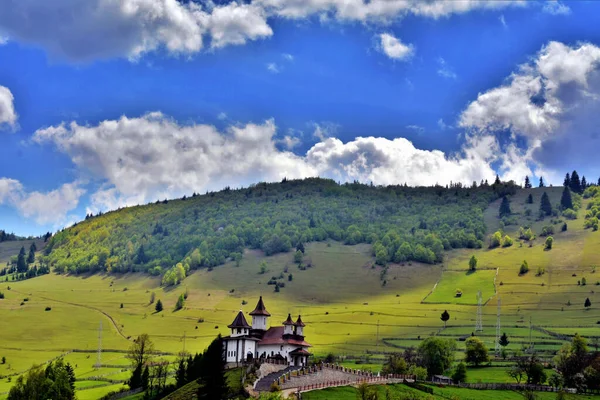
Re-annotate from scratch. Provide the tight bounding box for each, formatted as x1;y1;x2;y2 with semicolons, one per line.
16;246;27;273
585;298;592;309
560;186;573;210
494;174;501;185
27;246;35;264
527;194;533;204
499;333;509;347
155;299;163;313
570;170;582;194
499;196;511;218
540;192;552;216
564;173;571;187
539;177;545;187
581;176;587;190
524;176;532;188
198;336;227;400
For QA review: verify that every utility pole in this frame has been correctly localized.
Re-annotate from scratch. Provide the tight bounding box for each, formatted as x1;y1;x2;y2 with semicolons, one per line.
376;320;380;353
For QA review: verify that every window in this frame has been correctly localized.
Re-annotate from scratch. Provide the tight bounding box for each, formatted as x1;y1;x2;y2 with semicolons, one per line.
280;345;283;351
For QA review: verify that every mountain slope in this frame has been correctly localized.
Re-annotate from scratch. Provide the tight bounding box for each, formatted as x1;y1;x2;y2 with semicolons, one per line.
43;178;517;275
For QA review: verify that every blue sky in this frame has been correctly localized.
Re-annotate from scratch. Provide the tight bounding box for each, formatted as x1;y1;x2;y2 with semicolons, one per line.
1;0;600;236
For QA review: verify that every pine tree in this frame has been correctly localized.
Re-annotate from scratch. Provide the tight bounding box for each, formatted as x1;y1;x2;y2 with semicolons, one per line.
540;192;552;216
539;177;545;187
494;174;501;185
27;247;35;264
16;246;27;273
564;173;571;187
524;176;532;188
581;176;587;190
176;358;187;387
585;298;592;309
469;255;477;272
499;332;509;347
527;194;533;204
499;196;511;218
155;299;163;313
560;186;573;210
198;336;228;400
570;170;582;193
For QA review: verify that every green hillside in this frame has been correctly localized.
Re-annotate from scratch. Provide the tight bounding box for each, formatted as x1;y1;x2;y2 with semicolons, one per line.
43;178;517;275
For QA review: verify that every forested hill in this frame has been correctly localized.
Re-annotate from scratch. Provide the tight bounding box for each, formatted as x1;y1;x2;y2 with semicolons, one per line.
43;178;518;275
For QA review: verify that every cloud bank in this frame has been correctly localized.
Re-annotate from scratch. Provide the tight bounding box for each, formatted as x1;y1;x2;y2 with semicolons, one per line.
0;0;523;62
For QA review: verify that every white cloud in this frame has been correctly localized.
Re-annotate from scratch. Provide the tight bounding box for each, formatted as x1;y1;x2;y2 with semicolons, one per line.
499;14;507;28
542;1;571;16
406;125;424;134
437;57;457;79
280;135;301;149
460;41;600;180
217;112;228;120
282;53;294;61
0;85;18;129
32;112;507;213
0;0;524;62
437;119;447;130
267;63;280;73
0;36;7;45
0;0;271;61
0;178;85;225
378;33;414;61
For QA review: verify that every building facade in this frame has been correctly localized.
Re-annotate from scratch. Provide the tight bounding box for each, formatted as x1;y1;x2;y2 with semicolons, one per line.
223;296;311;366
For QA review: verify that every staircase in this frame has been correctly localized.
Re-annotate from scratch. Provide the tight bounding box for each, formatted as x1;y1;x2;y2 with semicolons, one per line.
254;366;300;391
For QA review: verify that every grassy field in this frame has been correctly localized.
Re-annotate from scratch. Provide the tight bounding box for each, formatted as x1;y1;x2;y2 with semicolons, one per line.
1;189;600;399
302;383;600;400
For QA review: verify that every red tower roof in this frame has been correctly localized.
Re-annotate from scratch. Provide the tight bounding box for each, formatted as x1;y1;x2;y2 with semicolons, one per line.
295;315;306;327
283;313;295;325
228;311;251;329
249;296;271;316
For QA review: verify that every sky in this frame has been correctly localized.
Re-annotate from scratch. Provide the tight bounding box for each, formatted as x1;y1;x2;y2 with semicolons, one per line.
1;0;600;236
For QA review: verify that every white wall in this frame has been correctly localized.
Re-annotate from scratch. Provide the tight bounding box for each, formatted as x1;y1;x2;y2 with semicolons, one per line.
252;315;267;330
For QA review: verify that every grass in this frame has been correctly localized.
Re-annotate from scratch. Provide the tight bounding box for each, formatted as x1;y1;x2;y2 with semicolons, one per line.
1;188;600;398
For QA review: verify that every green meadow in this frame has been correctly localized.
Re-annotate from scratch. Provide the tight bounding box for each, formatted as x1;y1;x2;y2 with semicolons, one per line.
1;188;600;398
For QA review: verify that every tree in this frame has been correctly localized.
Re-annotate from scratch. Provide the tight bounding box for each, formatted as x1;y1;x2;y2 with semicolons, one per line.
539;177;545;187
382;353;407;375
520;260;529;275
294;250;303;264
585;298;592;309
357;383;378;400
570;170;582;194
417;337;456;377
499;196;511;218
8;359;75;400
581;176;588;190
560;186;573;210
494;174;501;185
452;362;467;384
155;300;163;313
540;192;552;216
527;194;533;204
176;357;187;388
27;244;35;264
440;310;450;328
464;336;489;366
135;244;148;264
564;173;571;187
150;292;155;304
16;246;27;273
499;332;509;347
468;255;477;272
524;176;532;188
175;294;185;311
127;334;154;389
198;336;228;400
545;236;553;250
296;242;305;253
512;353;547;385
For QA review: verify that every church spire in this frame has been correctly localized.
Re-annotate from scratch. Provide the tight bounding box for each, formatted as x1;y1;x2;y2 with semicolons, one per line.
249;296;271;316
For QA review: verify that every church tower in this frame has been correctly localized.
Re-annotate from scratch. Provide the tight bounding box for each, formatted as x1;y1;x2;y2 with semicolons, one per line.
249;296;270;331
283;313;295;335
294;315;305;337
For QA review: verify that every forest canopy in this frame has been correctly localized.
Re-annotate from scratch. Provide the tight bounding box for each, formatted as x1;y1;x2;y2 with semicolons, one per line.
43;178;518;275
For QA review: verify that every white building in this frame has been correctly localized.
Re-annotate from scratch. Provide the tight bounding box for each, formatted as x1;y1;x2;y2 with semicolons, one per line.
223;296;311;367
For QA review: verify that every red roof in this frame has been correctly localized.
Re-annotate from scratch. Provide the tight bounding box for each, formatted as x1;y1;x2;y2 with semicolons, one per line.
228;311;251;329
290;348;312;356
295;315;305;327
257;326;312;347
249;296;271;316
283;313;295;325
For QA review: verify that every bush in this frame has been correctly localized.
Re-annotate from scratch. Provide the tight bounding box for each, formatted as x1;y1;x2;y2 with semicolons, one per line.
502;235;513;247
45;307;51;311
520;260;529;275
562;209;577;220
545;236;554;250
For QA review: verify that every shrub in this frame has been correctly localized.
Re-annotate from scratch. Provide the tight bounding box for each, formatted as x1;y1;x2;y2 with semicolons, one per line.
502;235;513;247
545;236;554;250
45;307;51;311
562;209;577;220
520;260;529;275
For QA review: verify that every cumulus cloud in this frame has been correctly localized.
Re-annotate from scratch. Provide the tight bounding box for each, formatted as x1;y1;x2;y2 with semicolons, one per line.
0;0;523;61
460;41;600;178
378;33;414;61
0;0;272;61
0;85;18;129
32;112;505;214
542;1;571;16
0;178;85;225
267;63;280;73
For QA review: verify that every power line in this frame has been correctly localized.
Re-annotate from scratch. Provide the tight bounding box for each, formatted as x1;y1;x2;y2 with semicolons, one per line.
95;320;102;369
